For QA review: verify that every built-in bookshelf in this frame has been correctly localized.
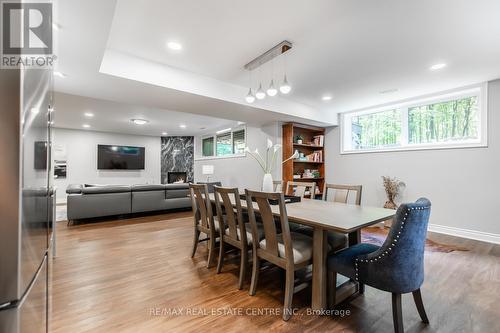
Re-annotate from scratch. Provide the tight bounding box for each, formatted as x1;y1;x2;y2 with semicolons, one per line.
282;123;325;198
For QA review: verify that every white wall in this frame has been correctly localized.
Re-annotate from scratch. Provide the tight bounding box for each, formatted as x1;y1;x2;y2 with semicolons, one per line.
193;123;282;191
53;128;161;203
325;79;500;239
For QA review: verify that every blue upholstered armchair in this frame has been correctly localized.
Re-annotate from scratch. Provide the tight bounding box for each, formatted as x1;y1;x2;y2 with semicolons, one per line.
327;198;431;333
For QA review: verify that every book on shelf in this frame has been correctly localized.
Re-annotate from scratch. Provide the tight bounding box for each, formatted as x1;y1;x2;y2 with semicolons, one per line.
305;150;323;162
312;135;324;147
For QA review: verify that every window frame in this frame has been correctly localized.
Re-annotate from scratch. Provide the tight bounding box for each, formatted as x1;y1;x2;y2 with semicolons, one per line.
201;136;215;157
199;126;247;160
341;84;488;154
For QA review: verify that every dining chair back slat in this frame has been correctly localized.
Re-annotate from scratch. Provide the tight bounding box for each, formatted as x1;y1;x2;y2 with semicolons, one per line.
286;181;316;199
323;184;362;205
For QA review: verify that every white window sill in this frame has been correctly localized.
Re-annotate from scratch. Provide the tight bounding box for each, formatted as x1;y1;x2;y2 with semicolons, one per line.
341;141;488;155
195;153;247;161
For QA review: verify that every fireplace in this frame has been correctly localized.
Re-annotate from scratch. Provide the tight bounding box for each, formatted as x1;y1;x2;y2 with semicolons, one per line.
168;172;187;184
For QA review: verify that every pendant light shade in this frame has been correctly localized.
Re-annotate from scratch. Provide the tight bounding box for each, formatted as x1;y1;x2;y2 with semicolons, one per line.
279;75;291;94
267;79;278;96
245;88;255;103
255;83;266;100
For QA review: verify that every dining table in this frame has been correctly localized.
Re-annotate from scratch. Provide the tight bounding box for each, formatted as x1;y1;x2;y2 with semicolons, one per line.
208;193;396;310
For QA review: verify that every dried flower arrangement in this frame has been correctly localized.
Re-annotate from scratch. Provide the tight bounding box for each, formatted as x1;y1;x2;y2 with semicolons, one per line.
382;176;406;210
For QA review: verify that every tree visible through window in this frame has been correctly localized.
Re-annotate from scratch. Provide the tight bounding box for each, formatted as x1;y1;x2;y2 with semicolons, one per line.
352;109;401;150
216;132;232;156
408;96;478;144
342;87;485;153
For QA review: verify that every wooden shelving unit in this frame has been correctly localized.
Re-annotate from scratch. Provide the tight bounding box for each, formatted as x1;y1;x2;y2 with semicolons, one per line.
282;123;325;198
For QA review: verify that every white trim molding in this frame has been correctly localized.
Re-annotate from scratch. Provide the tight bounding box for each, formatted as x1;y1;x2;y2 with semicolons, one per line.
428;223;500;245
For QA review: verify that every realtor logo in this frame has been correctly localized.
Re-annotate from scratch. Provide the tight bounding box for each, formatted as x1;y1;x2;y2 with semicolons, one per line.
1;1;54;68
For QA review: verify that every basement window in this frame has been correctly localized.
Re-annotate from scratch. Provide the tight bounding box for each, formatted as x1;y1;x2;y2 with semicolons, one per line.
201;127;246;158
341;85;487;153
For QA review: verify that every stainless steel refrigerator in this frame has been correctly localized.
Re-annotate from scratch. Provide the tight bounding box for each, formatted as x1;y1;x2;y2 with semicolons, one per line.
0;67;53;332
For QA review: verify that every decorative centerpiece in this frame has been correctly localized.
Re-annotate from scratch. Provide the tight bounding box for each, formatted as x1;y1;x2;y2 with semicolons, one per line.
245;139;299;192
382;176;406;209
382;176;406;227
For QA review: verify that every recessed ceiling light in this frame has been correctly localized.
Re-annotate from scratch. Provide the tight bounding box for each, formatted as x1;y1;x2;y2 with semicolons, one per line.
84;112;94;118
82;124;91;128
167;41;182;51
179;124;186;129
379;88;399;94
162;132;168;136
131;119;149;125
321;95;332;101
430;63;447;71
54;71;67;78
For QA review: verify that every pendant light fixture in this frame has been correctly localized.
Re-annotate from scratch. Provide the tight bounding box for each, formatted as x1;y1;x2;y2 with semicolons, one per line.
243;41;293;102
255;83;266;100
279;74;291;94
267;79;278;96
279;51;291;94
245;70;255;103
245;88;255;103
267;59;278;96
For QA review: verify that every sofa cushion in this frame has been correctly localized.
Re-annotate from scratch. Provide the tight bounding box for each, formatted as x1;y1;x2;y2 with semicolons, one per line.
132;190;167;213
165;183;189;190
66;184;83;194
132;184;166;192
67;192;132;220
81;185;131;194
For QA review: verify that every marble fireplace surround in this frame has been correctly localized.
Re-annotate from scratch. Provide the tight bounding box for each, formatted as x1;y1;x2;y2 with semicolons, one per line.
161;136;194;184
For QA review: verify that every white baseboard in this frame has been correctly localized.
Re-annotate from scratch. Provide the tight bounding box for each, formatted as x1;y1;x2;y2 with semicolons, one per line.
428;223;500;245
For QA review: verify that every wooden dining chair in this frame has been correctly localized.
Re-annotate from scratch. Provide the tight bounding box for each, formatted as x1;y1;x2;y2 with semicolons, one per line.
245;189;313;321
286;181;316;198
214;186;264;289
189;183;220;268
273;180;283;192
323;183;363;205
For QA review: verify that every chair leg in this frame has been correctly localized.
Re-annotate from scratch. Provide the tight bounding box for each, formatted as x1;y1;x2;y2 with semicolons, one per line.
392;293;404;333
327;271;337;309
282;269;295;321
190;229;200;258
359;283;365;294
207;234;216;268
412;289;429;324
238;248;248;290
249;253;260;296
216;237;225;273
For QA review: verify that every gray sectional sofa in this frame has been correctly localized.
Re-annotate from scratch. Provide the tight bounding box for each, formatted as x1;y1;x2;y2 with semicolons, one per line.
66;183;191;222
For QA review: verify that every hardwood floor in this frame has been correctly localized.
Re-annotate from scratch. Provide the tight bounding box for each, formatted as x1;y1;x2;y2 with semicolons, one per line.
50;211;500;333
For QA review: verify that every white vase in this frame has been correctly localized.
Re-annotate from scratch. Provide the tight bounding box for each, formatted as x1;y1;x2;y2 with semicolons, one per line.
262;173;273;192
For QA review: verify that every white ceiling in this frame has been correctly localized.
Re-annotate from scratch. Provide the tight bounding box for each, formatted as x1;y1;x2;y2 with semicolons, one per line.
53;92;238;136
52;0;500;135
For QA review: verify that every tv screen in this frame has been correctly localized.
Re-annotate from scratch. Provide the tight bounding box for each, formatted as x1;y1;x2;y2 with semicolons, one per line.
97;145;145;170
34;141;47;170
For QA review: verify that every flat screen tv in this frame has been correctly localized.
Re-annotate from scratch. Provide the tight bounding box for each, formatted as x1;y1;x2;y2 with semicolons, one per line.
97;145;145;170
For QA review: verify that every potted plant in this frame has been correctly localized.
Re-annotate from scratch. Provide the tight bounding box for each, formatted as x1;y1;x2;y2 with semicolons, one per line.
295;135;304;144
